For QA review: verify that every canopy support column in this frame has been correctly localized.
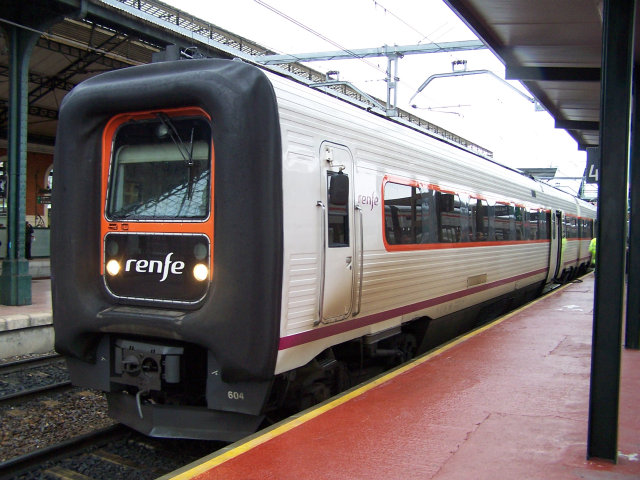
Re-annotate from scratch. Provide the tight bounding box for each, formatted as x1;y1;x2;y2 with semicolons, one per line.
0;25;39;306
626;61;640;350
587;0;636;462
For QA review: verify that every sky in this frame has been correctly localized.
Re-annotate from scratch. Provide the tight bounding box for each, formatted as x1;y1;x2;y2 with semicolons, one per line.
164;0;588;194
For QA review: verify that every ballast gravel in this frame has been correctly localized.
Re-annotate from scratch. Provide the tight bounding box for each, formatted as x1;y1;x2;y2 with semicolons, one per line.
0;353;116;463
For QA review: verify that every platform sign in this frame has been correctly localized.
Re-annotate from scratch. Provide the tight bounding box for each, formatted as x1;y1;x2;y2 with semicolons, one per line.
586;147;600;184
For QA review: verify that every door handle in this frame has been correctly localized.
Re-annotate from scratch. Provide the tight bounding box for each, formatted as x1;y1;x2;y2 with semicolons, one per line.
315;201;326;327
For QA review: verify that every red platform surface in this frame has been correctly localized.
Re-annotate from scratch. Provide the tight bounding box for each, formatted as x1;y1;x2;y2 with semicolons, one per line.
167;274;640;480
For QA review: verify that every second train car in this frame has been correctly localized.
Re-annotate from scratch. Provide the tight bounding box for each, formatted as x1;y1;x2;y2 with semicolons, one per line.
52;58;596;441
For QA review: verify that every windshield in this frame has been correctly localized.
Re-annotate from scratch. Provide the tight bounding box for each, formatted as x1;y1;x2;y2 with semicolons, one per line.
107;115;212;220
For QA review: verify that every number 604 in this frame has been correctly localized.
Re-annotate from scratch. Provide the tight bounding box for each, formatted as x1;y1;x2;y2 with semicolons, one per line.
227;391;245;400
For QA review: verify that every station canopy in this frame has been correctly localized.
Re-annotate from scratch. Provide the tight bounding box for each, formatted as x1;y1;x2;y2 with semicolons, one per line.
0;0;272;151
445;0;639;150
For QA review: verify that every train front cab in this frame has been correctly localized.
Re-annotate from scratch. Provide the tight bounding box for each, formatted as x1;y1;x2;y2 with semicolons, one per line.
52;59;284;441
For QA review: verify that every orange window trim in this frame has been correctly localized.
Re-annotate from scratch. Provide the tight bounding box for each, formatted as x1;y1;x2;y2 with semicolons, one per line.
382;238;551;252
100;106;215;275
381;175;552;252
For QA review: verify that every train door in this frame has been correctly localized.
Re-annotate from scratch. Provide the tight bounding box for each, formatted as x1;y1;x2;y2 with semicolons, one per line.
547;210;564;282
319;142;355;323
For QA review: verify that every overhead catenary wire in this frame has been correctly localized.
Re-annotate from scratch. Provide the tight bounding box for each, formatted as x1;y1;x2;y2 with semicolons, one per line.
371;0;444;48
253;0;449;98
254;0;386;76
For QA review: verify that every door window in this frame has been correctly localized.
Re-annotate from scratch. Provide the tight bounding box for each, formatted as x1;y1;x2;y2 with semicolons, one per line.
327;171;350;247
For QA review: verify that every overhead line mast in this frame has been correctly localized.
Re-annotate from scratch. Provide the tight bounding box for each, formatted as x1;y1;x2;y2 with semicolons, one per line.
255;41;486;117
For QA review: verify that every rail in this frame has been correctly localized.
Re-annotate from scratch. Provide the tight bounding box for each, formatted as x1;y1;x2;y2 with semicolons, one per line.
0;424;129;480
0;381;73;406
0;353;61;373
0;353;71;406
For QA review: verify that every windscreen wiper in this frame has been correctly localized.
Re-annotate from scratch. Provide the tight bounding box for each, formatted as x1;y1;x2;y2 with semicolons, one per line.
156;113;196;199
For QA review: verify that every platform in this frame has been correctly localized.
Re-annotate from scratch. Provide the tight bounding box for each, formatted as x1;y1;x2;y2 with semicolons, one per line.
0;260;52;357
164;273;640;480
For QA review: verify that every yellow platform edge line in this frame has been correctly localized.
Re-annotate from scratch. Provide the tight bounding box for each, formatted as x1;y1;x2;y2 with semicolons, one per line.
167;276;586;480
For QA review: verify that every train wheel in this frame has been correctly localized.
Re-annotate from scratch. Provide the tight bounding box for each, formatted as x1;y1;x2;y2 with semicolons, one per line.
398;333;417;363
300;382;331;410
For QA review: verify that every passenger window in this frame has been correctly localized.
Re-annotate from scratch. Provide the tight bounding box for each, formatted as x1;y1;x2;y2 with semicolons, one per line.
540;211;550;240
515;206;525;240
494;203;515;241
564;216;576;239
470;198;489;241
528;209;540;240
459;195;473;242
587;219;594;238
418;189;438;244
384;181;440;245
436;192;461;243
570;217;578;238
579;218;593;238
384;182;421;245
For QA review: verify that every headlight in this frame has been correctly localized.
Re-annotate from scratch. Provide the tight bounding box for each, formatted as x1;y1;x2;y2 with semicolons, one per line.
106;259;121;276
193;263;209;282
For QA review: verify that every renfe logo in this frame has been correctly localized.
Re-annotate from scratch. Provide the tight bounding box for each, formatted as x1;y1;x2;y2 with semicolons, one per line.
125;252;185;282
358;192;379;211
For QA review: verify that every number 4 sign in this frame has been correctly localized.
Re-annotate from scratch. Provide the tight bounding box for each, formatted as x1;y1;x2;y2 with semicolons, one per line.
586;147;600;184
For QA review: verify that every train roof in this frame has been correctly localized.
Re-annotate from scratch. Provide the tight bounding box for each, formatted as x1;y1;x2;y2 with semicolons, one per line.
258;63;595;215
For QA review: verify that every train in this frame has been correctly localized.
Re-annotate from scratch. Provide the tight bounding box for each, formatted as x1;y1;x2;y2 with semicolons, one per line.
51;58;596;441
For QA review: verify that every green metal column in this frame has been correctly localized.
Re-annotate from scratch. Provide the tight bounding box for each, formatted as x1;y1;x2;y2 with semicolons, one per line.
0;25;39;305
587;0;636;462
627;62;640;350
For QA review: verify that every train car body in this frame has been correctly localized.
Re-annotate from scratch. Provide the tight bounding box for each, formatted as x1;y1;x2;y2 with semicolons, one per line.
52;59;596;441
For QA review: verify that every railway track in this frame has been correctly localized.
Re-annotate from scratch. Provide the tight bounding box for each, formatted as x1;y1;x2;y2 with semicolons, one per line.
0;424;129;480
0;353;116;468
0;353;72;406
0;424;225;480
0;380;73;406
0;353;61;372
0;354;224;479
